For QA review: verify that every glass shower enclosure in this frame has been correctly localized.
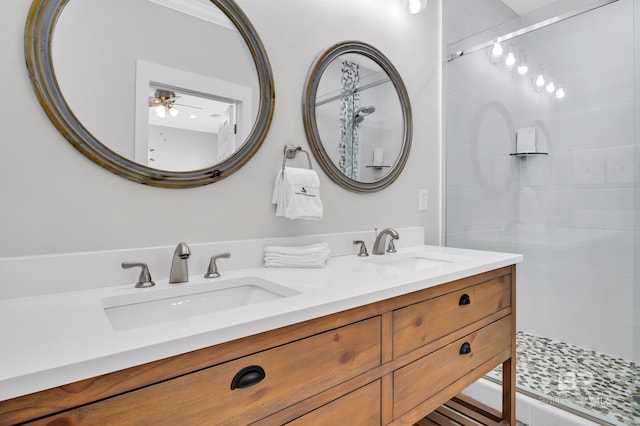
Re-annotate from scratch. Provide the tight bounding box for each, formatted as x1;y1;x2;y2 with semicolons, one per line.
445;0;637;424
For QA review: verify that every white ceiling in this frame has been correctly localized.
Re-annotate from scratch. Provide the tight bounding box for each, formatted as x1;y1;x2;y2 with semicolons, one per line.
501;0;559;15
148;0;236;30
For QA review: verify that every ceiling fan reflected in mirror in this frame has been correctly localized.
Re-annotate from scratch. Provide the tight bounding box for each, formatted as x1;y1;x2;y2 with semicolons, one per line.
147;87;234;134
149;89;180;118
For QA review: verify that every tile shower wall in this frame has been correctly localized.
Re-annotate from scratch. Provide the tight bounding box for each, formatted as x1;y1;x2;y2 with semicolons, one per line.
446;0;634;360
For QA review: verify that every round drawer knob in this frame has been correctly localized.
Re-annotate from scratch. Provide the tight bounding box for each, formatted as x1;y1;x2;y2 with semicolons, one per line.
459;342;472;355
230;365;266;390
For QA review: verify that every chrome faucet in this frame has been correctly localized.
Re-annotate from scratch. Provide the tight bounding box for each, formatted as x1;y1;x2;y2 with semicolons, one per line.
372;228;399;255
169;242;191;283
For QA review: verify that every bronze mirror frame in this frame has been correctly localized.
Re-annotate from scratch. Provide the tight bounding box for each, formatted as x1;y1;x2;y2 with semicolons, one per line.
25;0;274;188
302;41;412;193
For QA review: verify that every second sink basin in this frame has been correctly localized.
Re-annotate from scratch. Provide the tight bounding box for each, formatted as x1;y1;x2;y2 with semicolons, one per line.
363;251;470;271
103;277;299;331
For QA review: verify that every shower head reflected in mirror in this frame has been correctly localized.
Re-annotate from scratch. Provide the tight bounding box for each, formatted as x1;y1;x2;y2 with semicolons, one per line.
354;105;376;124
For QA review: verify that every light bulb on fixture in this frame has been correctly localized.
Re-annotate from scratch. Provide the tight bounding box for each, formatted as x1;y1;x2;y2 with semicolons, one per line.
534;74;545;92
405;0;426;14
555;88;565;100
515;51;528;75
546;81;556;94
491;42;503;58
155;105;166;118
505;52;516;69
150;89;179;119
489;42;504;64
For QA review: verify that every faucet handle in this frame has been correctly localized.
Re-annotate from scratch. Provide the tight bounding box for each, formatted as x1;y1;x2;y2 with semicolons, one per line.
122;262;155;288
205;252;231;279
386;237;398;254
352;240;369;257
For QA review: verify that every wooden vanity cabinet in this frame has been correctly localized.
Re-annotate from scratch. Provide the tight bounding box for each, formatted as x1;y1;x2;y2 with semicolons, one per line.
0;265;516;426
393;316;511;418
22;318;381;426
288;381;382;425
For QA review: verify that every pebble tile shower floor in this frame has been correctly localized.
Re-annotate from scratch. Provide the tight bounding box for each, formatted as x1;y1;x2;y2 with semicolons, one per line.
487;331;638;425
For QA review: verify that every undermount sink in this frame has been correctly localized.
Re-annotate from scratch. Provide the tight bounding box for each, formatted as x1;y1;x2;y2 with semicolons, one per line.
102;277;299;331
363;251;470;271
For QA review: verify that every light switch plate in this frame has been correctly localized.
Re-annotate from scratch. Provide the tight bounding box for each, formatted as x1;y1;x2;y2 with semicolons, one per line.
419;189;428;211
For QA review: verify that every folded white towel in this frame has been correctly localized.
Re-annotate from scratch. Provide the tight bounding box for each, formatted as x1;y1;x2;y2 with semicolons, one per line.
264;259;328;268
265;252;330;264
272;167;323;220
264;242;329;256
263;242;330;268
264;251;330;262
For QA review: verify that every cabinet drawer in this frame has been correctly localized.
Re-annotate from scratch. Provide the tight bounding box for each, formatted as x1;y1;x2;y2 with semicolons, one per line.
393;316;511;417
33;317;381;426
393;276;511;357
287;380;381;425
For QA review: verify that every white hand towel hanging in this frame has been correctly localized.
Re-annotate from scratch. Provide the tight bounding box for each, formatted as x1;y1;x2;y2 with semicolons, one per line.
272;169;286;217
284;167;323;220
272;167;323;220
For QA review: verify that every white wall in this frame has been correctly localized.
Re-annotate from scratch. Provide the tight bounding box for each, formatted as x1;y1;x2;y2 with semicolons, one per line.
445;0;634;360
148;125;218;171
0;0;440;258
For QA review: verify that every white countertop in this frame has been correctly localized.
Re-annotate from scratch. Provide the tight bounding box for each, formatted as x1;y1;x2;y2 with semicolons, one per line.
0;244;521;401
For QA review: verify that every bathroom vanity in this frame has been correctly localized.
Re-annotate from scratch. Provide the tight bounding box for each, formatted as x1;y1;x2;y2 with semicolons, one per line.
0;244;519;425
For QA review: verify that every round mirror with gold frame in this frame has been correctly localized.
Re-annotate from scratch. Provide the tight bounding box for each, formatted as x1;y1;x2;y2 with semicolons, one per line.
25;0;274;188
303;41;412;192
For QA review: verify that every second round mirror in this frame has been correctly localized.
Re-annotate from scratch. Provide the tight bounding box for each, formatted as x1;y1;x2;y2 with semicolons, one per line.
303;41;412;192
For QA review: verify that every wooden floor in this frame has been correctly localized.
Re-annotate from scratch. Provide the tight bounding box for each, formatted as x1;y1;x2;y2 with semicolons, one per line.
415;395;510;426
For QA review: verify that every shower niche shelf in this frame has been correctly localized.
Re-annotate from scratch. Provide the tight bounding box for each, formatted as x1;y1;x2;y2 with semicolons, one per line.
509;152;548;157
365;165;391;169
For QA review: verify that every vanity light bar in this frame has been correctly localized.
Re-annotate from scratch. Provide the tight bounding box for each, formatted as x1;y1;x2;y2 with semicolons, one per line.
447;0;617;62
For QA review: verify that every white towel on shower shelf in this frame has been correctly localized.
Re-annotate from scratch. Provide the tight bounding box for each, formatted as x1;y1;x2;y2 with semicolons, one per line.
272;167;323;220
373;148;384;166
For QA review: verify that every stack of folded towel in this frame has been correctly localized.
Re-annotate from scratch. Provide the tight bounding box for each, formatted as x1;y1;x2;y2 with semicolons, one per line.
264;242;331;268
272;167;323;220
